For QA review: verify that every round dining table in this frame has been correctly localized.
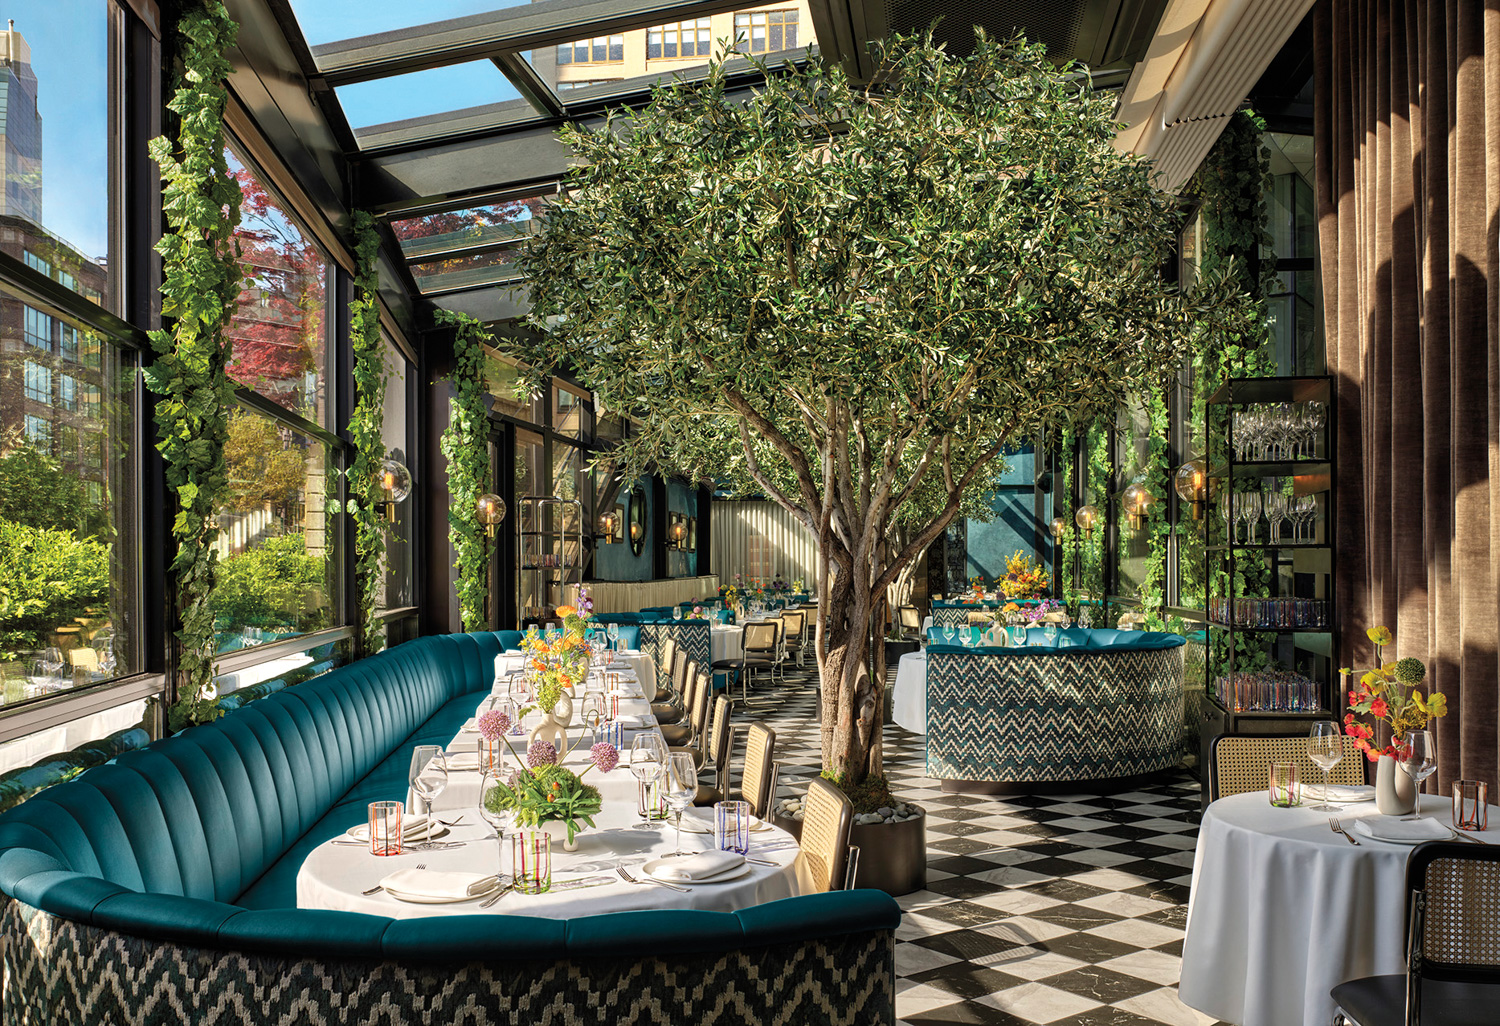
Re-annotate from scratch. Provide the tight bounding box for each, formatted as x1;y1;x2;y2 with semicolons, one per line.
1179;790;1500;1026
296;661;804;919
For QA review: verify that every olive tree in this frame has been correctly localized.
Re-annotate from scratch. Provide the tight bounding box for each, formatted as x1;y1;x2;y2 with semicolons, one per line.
510;32;1248;786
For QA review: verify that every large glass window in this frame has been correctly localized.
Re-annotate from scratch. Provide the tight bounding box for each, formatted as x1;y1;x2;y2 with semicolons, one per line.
556;36;624;65
735;10;799;53
225;143;331;425
379;336;413;612
0;7;117;311
553;382;590;441
648;19;712;60
212;405;338;652
0;285;137;705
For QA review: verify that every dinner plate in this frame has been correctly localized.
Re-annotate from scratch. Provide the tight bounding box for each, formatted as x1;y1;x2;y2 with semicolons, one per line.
1351;819;1456;845
641;857;752;885
382;880;502;904
345;820;449;844
678;810;771;834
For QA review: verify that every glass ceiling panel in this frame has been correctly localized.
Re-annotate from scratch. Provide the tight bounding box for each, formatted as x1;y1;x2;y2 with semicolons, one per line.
334;61;527;133
410;249;523;294
526;6;816;102
285;0;528;48
392;196;550;261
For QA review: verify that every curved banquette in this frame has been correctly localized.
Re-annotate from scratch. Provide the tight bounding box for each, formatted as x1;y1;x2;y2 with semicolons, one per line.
0;631;899;1024
924;628;1188;793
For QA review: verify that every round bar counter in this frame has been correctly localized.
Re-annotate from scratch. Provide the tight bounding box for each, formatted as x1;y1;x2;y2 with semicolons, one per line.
923;629;1186;794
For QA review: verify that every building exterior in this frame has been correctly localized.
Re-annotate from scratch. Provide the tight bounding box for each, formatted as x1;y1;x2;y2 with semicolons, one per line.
530;2;816;93
0;27;41;225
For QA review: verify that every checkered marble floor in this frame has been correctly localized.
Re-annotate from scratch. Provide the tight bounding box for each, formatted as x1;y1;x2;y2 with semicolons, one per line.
733;662;1226;1026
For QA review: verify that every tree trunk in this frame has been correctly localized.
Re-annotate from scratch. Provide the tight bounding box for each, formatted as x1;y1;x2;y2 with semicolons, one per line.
816;566;885;785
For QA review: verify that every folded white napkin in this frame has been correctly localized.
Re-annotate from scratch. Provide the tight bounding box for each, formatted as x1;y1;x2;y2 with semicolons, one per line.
1353;817;1452;841
442;751;481;771
380;868;498;900
680;809;767;834
649;850;745;882
347;815;437;843
1321;784;1376;803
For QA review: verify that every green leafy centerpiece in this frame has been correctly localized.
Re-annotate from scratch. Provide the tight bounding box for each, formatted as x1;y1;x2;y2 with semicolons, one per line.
482;735;617;848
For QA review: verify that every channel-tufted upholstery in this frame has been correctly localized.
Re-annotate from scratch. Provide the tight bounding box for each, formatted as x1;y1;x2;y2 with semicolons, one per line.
0;630;899;1025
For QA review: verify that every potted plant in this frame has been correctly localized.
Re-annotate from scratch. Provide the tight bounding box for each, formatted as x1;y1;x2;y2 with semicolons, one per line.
509;32;1258;894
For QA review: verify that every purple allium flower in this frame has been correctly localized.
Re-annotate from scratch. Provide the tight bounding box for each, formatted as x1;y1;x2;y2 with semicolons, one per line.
590;742;619;774
477;709;510;741
526;740;558;768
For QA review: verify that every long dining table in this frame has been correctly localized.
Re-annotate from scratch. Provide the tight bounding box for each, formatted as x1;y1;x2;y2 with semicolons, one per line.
295;654;806;918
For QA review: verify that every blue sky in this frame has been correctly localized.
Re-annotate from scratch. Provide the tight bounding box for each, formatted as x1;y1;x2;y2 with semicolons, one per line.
9;2;110;260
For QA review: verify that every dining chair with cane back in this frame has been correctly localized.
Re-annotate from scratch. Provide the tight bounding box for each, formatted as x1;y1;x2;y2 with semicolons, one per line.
1209;733;1365;803
740;721;778;819
656;638;678;700
781;609;807;668
898;607;921;642
794;777;855;894
652;647;690;724
739;622;780;704
667;669;713;763
691;695;736;806
1333;841;1500;1026
659;660;701;746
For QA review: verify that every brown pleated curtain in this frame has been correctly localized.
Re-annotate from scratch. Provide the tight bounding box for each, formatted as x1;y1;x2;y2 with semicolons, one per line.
1314;0;1500;790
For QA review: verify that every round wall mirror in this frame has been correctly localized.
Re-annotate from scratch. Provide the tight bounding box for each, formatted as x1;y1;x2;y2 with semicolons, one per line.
627;483;648;556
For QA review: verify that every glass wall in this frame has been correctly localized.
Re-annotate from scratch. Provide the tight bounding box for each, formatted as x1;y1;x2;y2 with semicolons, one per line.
379;335;413;612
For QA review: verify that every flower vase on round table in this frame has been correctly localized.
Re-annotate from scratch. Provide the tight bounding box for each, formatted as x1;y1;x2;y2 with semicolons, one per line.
1374;753;1416;816
541;819;582;852
529;692;573;754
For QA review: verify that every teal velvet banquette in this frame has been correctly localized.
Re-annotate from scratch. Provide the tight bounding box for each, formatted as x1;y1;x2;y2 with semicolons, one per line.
0;631;898;1025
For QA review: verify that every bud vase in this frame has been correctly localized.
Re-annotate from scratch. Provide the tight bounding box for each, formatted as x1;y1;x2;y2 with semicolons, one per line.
1375;753;1416;816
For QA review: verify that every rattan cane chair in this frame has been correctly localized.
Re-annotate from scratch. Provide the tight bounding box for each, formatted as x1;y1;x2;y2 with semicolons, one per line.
1209;733;1365;803
1333;841;1500;1026
691;695;736;806
740;721;778;819
659;660;700;746
795;777;855;893
738;621;780;703
781;609;807;668
656;638;678;698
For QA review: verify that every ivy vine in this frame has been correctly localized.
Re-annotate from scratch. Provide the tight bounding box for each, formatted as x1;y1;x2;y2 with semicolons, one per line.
143;0;242;732
345;212;387;656
436;310;492;631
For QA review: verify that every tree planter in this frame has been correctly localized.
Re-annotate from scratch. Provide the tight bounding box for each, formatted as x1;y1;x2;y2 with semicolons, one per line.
773;807;927;896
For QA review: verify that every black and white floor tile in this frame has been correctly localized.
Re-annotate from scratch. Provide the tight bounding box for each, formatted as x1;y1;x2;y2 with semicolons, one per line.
734;662;1226;1026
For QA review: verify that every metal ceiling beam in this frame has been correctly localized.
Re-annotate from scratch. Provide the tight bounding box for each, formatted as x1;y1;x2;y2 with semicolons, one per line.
311;0;772;85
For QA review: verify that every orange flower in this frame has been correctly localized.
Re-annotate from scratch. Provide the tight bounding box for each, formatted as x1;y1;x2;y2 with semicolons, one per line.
1369;697;1389;719
555;605;578;618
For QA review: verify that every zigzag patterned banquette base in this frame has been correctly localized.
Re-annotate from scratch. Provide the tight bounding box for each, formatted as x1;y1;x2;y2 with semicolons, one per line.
926;647;1185;785
1;898;895;1026
637;623;712;692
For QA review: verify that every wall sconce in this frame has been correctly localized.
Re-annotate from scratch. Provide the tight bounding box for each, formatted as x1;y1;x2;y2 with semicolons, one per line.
598;508;620;543
475;492;507;537
1050;516;1067;540
376;458;412;523
1122;483;1154;532
1075;504;1099;537
1174;458;1209;521
629;520;642;543
669;515;689;550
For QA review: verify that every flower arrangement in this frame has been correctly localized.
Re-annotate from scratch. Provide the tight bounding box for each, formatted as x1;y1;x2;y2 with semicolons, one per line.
1340;626;1449;761
792;577;805;593
968;575;988;602
521;604;593;712
998;551;1048;600
1023;599;1058;625
482;725;617;843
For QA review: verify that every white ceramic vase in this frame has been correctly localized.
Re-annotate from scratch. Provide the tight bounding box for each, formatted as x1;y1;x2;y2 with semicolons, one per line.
1375;753;1417;816
541;819;581;852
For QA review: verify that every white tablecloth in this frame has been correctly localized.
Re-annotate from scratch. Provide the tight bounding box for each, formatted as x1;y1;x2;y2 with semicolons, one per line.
297;663;802;919
711;625;744;663
892;651;927;734
1181;791;1500;1026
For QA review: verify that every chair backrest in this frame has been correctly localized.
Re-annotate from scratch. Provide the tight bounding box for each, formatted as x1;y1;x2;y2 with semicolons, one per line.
966;611;995;625
1408;842;1500;985
743;622;778;655
899;607;920;631
741;721;777;817
660;638;679;677
707;696;733;776
1209;733;1365;802
782;610;806;639
689;671;712;738
798;777;853;893
672;649;690;694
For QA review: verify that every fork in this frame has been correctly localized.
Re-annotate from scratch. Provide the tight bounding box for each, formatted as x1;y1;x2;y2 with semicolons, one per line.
364;863;423;894
1329;818;1360;845
617;864;689;892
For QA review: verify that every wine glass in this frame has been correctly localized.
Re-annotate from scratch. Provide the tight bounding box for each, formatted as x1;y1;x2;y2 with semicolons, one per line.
408;746;448;830
39;646;64;677
672;607;682;621
664;752;698;858
1307;722;1343;810
607;622;620;654
478;766;514;884
942;624;956;645
1397;730;1438;819
1043;622;1059;646
629;734;667;830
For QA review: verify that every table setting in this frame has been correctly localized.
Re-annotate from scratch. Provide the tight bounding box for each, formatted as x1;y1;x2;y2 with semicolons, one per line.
1181;626;1493;1026
296;627;803;919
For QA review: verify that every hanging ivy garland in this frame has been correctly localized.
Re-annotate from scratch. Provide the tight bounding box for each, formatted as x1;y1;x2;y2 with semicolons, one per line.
435;309;492;631
345;212;388;656
143;0;242;732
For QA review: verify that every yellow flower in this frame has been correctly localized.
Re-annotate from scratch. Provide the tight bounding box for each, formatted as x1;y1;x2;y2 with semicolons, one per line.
1359;671;1386;695
1427;693;1448;718
1366;626;1393;647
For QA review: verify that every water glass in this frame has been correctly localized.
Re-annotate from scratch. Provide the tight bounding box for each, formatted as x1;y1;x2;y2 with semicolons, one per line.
714;800;752;855
368;801;404;856
511;830;552;894
600;719;622;750
1453;780;1489;831
1268;761;1301;807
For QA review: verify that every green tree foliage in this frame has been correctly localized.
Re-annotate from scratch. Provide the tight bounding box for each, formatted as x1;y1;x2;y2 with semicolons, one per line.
143;0;242;728
212;533;326;633
222;409;307;524
511;32;1257;785
435;310;491;631
346;212;389;656
0;520;109;658
0;443;90;534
